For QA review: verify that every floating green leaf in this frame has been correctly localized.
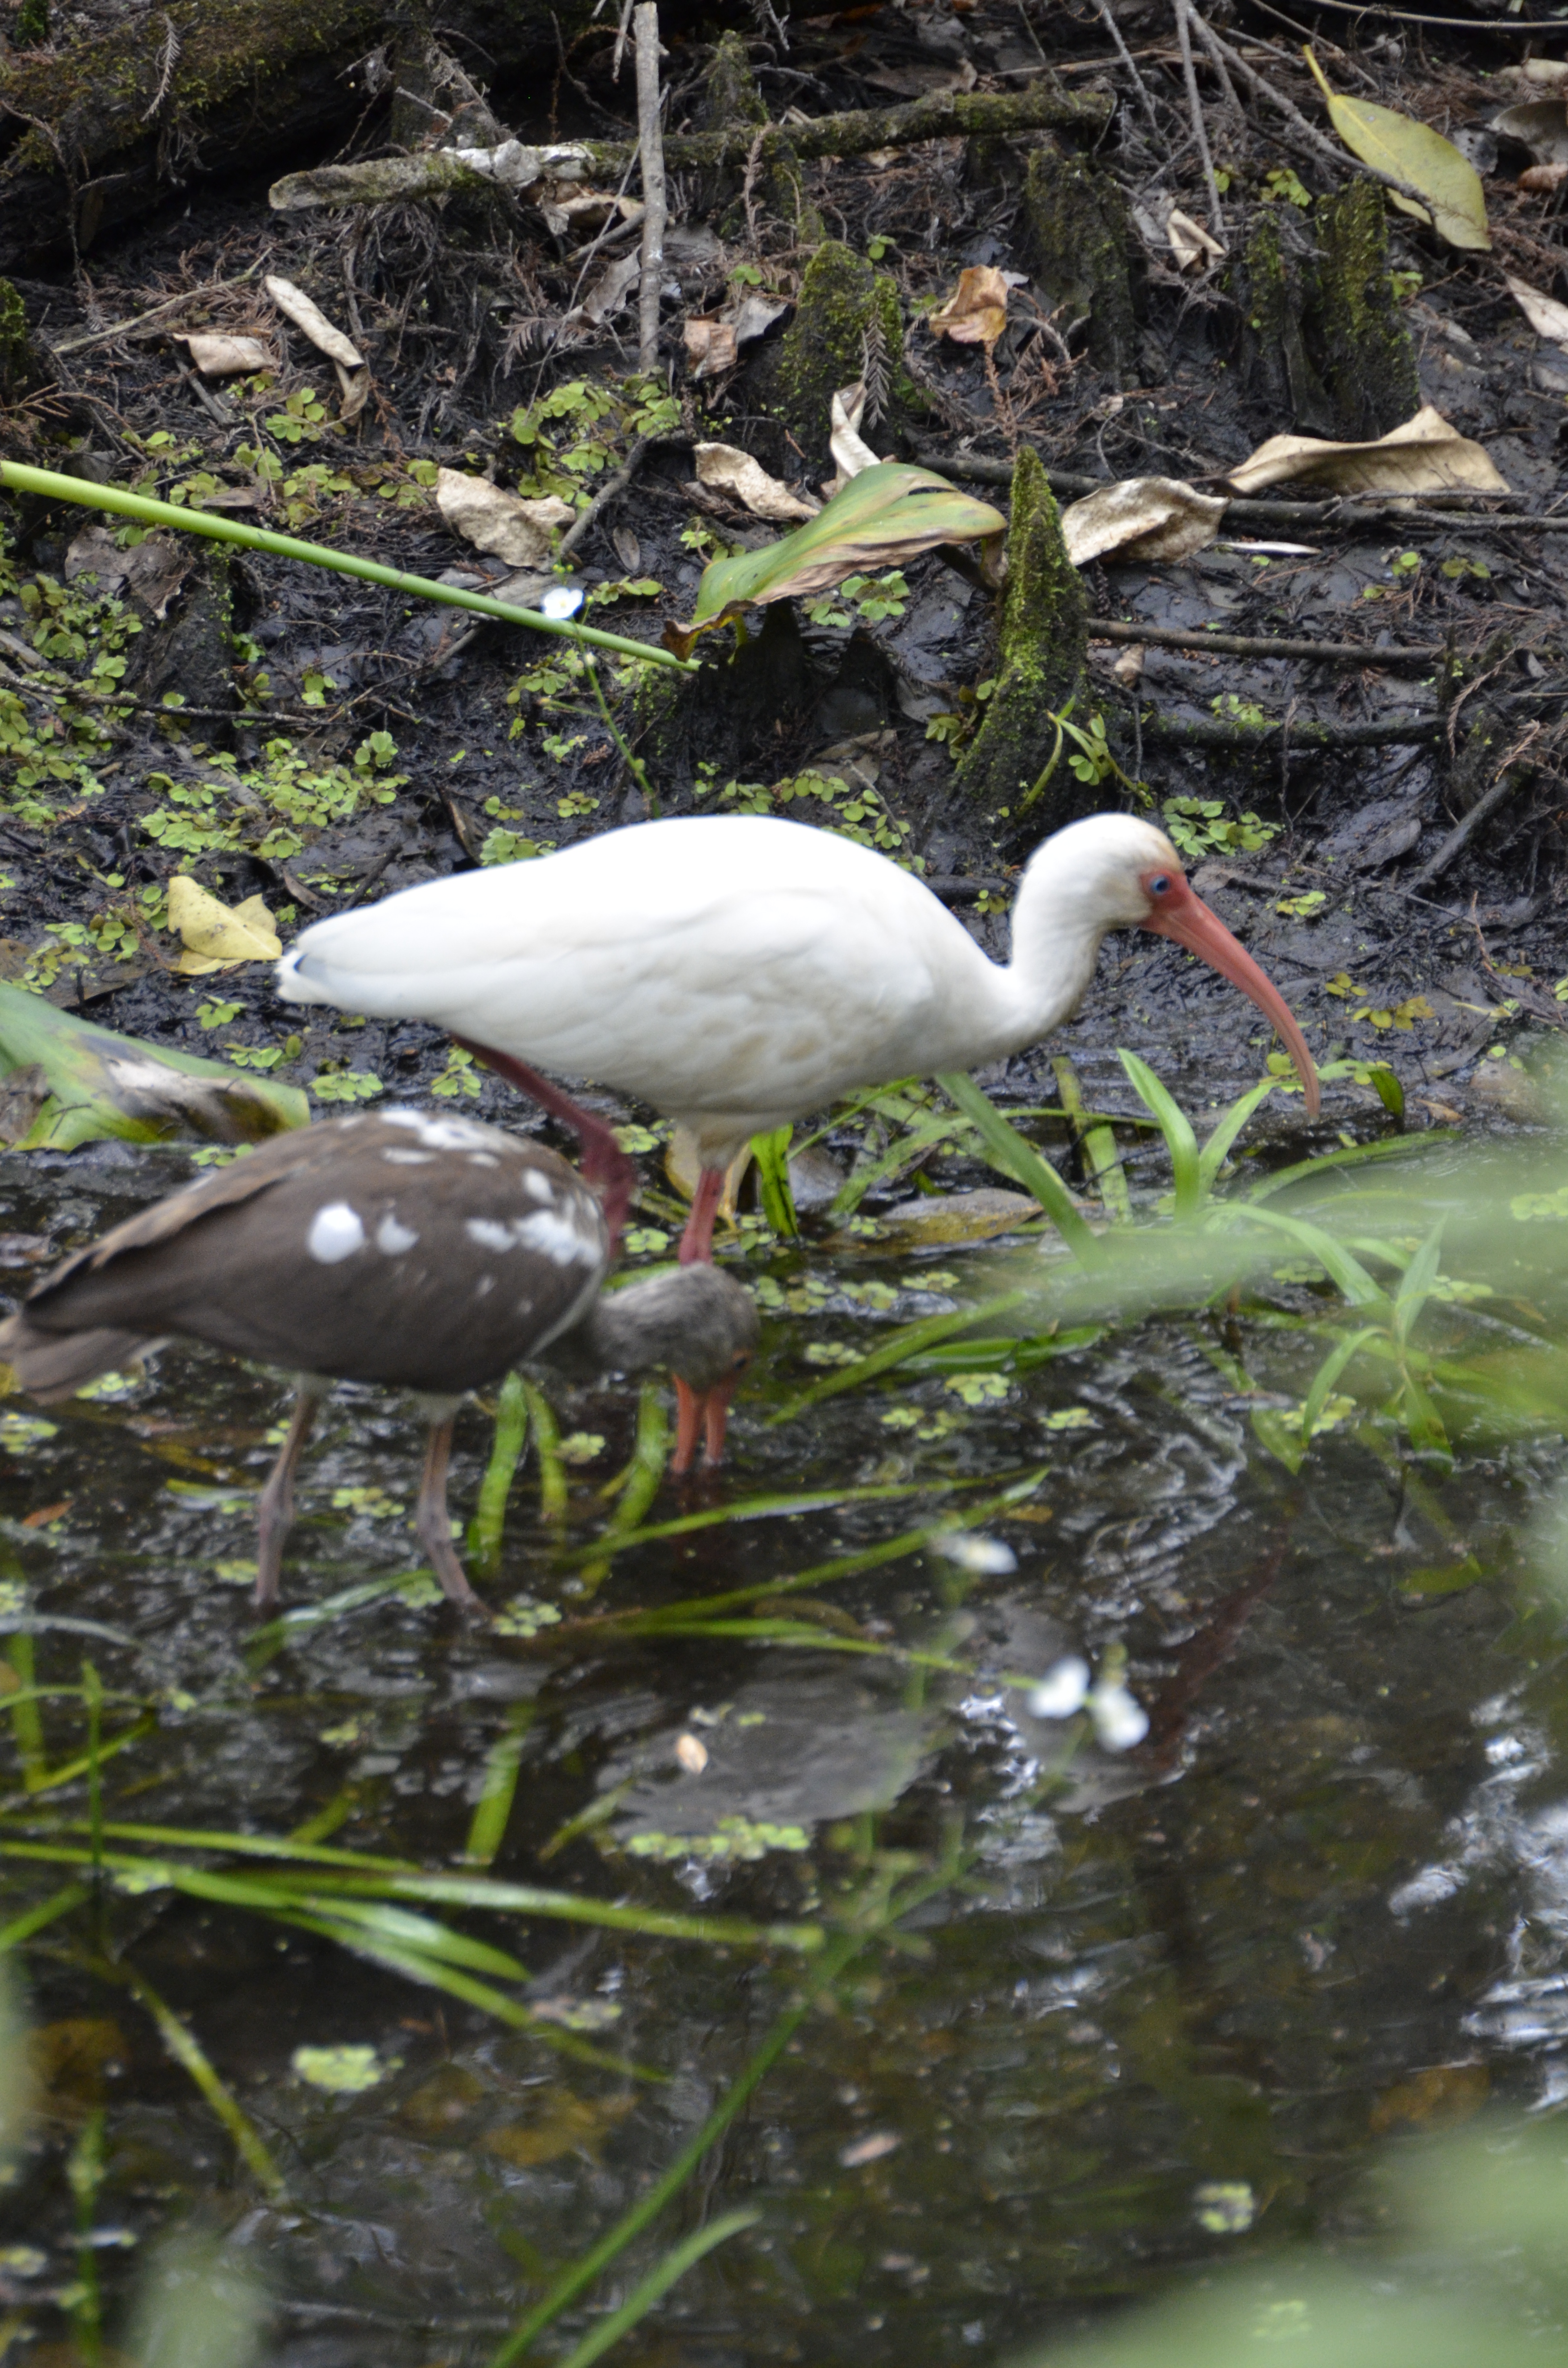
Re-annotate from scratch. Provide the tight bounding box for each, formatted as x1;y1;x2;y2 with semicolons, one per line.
1304;48;1489;250
669;463;1005;653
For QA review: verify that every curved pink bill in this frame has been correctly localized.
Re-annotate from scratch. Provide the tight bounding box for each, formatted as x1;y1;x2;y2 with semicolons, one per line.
1143;882;1321;1116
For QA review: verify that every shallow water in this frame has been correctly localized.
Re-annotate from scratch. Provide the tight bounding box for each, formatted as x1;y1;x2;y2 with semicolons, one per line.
0;1125;1566;2366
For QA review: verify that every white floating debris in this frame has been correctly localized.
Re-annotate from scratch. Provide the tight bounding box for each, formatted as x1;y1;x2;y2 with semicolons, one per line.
935;1531;1017;1576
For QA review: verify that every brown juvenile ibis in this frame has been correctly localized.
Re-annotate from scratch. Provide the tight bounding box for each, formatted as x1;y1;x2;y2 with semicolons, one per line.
275;812;1320;1263
0;1110;758;1614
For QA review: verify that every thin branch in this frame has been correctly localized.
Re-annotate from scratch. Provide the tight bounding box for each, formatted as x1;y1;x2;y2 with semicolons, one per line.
634;2;667;374
1173;0;1225;238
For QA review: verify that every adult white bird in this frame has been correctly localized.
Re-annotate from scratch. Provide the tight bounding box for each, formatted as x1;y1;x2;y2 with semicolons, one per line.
276;813;1319;1263
0;1110;758;1612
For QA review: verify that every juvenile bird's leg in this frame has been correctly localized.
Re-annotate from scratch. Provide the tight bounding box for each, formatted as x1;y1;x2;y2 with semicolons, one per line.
678;1167;725;1266
254;1382;325;1611
670;1372;742;1474
413;1407;489;1615
453;1038;637;1254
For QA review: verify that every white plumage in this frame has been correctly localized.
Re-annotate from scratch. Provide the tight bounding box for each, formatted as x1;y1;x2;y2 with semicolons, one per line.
277;812;1318;1258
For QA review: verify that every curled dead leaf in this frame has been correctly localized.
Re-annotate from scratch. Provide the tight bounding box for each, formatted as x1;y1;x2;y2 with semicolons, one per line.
1165;207;1225;271
695;444;819;523
1060;477;1227;567
930;265;1014;350
167;878;282;975
827;381;882;493
1490;100;1568;167
264;276;369;421
567;251;641;329
1227;404;1508;499
683;316;739;379
182;333;273;377
1521;160;1568;193
435;469;574;567
1504;271;1568;352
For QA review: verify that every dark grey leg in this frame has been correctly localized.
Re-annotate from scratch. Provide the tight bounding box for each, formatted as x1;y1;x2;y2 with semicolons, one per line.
415;1414;489;1615
254;1388;321;1612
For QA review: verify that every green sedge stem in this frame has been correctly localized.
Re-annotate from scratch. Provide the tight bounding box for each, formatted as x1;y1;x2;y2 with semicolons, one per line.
470;1371;529;1580
521;1381;568;1523
583;654;659;808
0;462;693;673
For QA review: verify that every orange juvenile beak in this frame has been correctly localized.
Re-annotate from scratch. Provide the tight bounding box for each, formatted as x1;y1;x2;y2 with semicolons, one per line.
1143;880;1321;1116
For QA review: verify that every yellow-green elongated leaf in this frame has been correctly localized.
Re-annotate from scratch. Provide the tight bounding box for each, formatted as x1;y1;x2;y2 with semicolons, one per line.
1304;48;1489;250
1117;1050;1201;1217
0;983;307;1150
672;463;1004;650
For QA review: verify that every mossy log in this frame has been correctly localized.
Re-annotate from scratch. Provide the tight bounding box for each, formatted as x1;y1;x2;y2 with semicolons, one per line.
1018;148;1137;384
0;0;601;267
956;450;1088;824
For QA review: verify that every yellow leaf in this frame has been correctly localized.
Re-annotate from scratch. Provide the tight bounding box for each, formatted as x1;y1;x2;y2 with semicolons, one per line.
1305;48;1489;250
167;876;282;975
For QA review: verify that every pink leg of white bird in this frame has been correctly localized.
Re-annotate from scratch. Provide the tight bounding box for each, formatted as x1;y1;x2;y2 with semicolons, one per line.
454;1038;638;1253
678;1167;725;1266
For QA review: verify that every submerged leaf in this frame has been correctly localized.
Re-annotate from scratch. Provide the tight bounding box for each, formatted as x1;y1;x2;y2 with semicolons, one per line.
0;985;307;1149
667;463;1004;653
1304;48;1489;249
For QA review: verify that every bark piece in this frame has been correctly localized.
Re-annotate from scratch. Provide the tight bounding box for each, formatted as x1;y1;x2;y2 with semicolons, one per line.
1019;148;1137;384
956;450;1087;823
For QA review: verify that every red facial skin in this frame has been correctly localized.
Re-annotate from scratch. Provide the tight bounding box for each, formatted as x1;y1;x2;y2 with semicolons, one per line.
1138;864;1321;1116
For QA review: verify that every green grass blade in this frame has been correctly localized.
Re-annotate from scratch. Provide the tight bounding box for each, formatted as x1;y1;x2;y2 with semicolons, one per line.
1235;1205;1389;1307
122;1966;287;2199
564;1478;938;1559
1246;1131;1452;1202
464;1705;534;1868
488;1928;864;2367
1301;1326;1381;1443
0;460;689;672
552;2208;761;2368
0;1882;88;1952
3;1636;44;1788
828;1110;973;1221
1052;1058;1131;1223
1197;1076;1280;1196
1117;1050;1201;1216
522;1381;569;1522
750;1126;798;1237
936;1073;1102;1260
470;1373;530;1580
1395;1221;1446;1345
577;1380;670;1597
767;1291;1034;1423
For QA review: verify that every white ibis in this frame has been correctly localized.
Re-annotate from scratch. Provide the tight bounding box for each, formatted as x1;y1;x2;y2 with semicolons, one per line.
0;1110;758;1614
276;813;1320;1263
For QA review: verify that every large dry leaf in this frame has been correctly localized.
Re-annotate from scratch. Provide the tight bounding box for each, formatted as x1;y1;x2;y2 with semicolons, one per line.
930;265;1017;350
567;251;642;329
183;333;273;377
1060;477;1228;567
1505;271;1568;351
1305;49;1489;250
683;316;738;379
668;462;1005;654
435;470;574;567
1491;100;1568;166
1228;404;1509;499
264;275;369;420
695;444;819;523
167;877;282;975
1521;160;1568;193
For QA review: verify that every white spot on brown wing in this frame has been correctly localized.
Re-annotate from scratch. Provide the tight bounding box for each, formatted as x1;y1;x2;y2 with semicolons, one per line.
383;1148;437;1166
376;1212;418;1255
467;1152;499;1169
515;1208;600;1267
476;1275;495;1297
306;1202;366;1264
523;1170;553;1204
466;1218;514;1254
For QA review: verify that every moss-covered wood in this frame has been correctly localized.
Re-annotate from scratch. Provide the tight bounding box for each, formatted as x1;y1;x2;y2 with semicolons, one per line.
1312;180;1421;439
582;80;1111;180
1234;213;1334;435
956;451;1087;823
1019;148;1137;384
766;243;909;460
0;279;43;406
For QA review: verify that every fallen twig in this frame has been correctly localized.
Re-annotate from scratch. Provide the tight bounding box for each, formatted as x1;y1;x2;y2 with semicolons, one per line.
1140;712;1441;749
558;434;655;562
634;3;666;375
1092;619;1451;670
1409;740;1541;887
580;81;1112;176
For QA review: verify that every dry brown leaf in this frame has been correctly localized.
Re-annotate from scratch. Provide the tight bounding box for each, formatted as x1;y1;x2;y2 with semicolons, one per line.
1227;404;1509;499
1060;477;1227;567
930;264;1014;350
694;444;819;523
1166;207;1225;270
167;878;281;976
435;470;574;567
1504;271;1568;350
569;251;641;329
1490;100;1568;166
182;333;273;377
826;381;882;493
264;276;368;421
1521;160;1568;192
683;316;738;378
